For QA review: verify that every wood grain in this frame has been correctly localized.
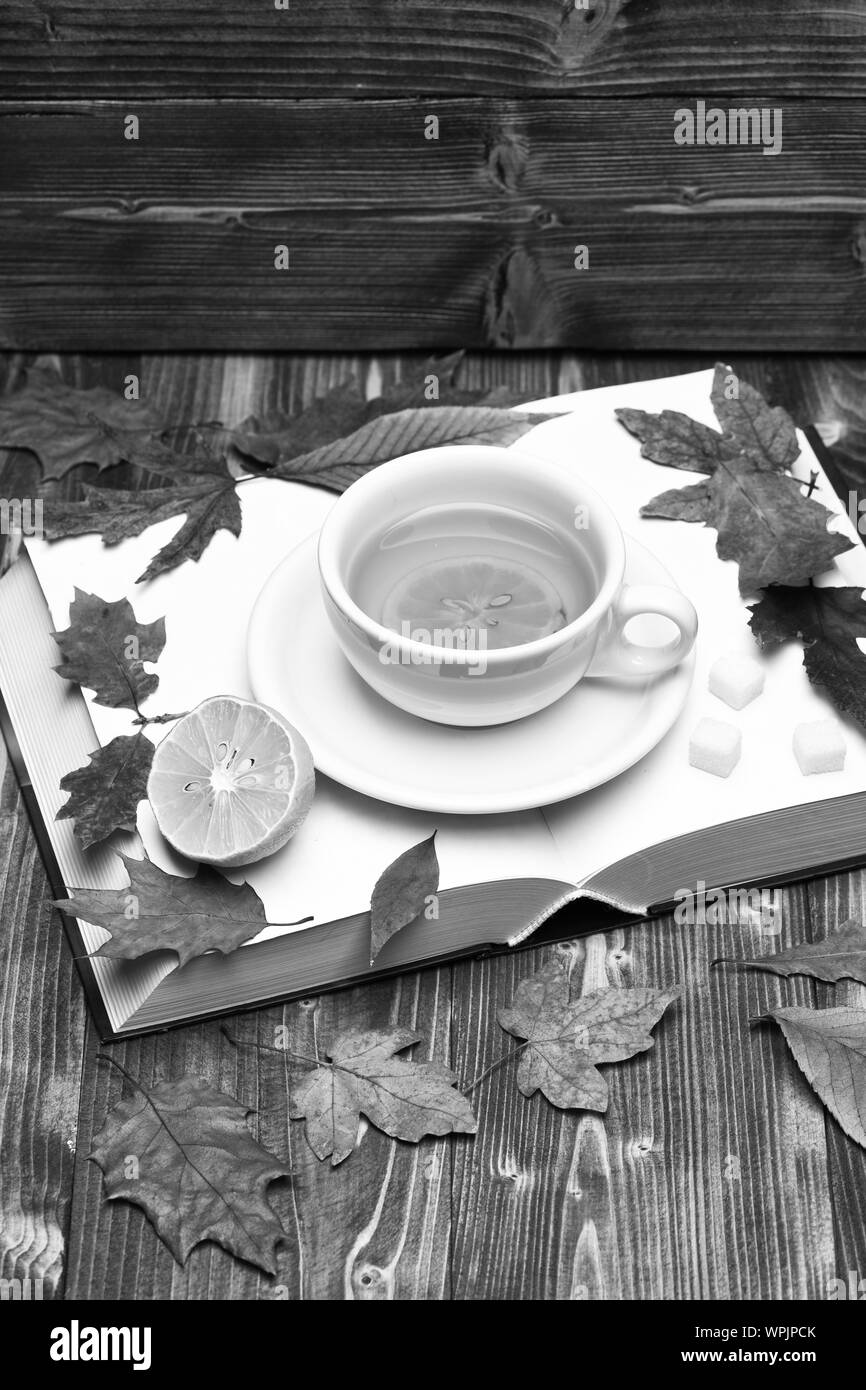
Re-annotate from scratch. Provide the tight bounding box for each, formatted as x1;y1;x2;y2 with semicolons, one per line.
449;891;837;1300
3;101;866;350
0;740;87;1299
3;1;866;100
802;869;866;1294
3;349;866;1299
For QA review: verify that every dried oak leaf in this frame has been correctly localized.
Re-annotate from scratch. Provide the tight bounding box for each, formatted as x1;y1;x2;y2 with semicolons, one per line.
45;443;242;584
91;1075;290;1273
54;854;283;968
0;367;165;480
52;589;165;711
497;958;680;1112
715;920;866;986
271;405;554;494
290;1027;477;1166
763;1006;866;1149
370;832;438;966
56;732;154;850
749;585;866;730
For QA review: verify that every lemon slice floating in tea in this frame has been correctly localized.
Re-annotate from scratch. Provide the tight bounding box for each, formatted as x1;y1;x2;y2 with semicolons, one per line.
147;695;315;869
381;554;568;651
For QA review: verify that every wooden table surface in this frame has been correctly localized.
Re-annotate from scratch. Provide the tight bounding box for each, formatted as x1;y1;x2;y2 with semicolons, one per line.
4;1;866;351
1;349;865;1301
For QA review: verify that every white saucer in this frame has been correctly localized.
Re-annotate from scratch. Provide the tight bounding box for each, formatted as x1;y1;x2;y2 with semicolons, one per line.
247;534;695;814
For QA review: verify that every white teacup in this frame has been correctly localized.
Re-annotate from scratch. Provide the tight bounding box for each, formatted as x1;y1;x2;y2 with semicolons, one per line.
317;446;698;727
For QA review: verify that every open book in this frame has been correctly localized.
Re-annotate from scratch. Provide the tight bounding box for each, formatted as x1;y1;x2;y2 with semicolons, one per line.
2;370;865;1040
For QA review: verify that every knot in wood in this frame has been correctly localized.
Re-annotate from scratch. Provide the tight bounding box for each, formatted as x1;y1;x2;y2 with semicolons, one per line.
484;130;530;194
556;0;627;68
353;1263;389;1299
851;222;866;269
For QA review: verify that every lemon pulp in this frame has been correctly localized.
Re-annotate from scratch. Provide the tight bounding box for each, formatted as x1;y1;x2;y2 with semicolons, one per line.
147;695;315;868
381;554;567;650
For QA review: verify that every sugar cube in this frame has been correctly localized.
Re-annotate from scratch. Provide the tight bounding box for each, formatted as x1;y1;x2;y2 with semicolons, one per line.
708;654;765;711
792;720;846;775
689;717;742;778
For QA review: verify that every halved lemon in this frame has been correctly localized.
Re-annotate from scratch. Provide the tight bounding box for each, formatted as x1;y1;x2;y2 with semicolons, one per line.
381;554;567;651
147;695;315;868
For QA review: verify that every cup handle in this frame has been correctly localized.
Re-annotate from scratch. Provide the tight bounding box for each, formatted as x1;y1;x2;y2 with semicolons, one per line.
585;584;698;679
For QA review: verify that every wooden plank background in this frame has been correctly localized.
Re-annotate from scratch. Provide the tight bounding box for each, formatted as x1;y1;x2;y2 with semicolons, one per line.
4;0;866;99
2;349;866;1299
2;98;866;350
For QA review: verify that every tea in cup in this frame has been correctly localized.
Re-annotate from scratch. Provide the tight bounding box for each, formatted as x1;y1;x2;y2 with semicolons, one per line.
317;446;697;727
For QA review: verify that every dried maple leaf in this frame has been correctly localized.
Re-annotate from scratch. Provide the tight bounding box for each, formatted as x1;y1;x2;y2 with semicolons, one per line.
710;365;800;471
614;406;736;474
45;441;243;584
370;832;438;966
618;364;853;593
91;1074;290;1272
136;482;241;584
0;367;165;480
749;585;866;730
641;456;851;593
617;364;799;476
271;405;554;493
497;959;680;1111
56;732;154;850
290;1027;477;1166
52;589;165;712
641;479;712;523
715;920;866;986
763;1006;866;1149
53;854;305;969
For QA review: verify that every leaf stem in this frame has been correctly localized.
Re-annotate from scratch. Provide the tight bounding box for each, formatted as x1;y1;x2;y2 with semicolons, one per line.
131;710;190;727
96;1049;152;1094
220;1025;321;1070
462;1041;528;1095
